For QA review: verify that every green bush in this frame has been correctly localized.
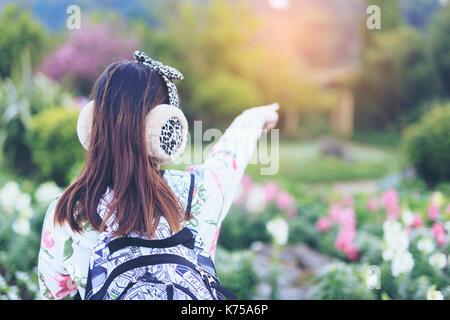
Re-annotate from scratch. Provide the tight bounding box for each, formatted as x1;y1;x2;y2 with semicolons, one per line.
308;263;376;300
219;208;271;251
215;247;259;300
403;103;450;186
0;59;72;175
29;107;86;186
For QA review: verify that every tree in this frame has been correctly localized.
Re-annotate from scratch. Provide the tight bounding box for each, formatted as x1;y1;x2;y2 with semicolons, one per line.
427;4;450;96
0;4;49;78
354;0;441;130
400;0;441;30
135;0;264;127
39;19;140;95
136;0;335;135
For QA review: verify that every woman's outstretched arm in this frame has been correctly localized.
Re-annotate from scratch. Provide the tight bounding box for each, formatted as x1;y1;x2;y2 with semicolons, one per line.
188;103;279;257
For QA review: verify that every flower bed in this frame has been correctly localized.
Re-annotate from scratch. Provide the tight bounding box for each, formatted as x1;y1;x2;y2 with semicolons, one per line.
220;175;450;300
0;173;448;300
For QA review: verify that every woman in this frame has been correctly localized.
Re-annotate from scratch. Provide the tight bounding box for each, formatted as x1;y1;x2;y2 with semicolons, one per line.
37;50;279;300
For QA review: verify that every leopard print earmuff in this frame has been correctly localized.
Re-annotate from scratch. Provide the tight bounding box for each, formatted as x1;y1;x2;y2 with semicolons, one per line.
76;50;188;164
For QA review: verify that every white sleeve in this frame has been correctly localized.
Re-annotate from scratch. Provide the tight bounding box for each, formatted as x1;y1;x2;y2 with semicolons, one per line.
188;109;266;257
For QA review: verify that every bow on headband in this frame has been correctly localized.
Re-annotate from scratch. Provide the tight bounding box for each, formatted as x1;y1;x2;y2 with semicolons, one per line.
133;50;183;108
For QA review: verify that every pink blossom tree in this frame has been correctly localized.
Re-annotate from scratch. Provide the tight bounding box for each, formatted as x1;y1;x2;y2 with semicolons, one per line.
39;21;140;94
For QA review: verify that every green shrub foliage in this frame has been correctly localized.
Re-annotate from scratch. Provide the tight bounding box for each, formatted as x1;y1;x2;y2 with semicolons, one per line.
403;103;450;186
29;108;85;186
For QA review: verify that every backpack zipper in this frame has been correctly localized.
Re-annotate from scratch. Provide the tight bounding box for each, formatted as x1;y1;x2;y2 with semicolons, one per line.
195;265;218;300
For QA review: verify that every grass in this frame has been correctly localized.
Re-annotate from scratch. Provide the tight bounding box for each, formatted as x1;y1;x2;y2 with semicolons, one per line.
246;140;401;185
164;138;403;187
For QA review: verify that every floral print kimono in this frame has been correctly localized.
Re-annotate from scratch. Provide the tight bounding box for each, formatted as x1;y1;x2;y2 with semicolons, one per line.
38;109;266;300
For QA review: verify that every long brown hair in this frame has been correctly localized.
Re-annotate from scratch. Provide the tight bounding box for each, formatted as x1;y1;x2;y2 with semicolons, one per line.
54;60;185;238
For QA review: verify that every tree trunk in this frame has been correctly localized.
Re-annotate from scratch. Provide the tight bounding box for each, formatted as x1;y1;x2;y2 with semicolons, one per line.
283;109;301;138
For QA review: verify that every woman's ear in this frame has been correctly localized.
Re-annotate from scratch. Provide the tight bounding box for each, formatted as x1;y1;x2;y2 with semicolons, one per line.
145;104;188;165
77;100;94;151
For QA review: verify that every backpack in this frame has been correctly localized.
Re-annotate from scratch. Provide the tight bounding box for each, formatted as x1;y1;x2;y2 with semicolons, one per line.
84;174;236;300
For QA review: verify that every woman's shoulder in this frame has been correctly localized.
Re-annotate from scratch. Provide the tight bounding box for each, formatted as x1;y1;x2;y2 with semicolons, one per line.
162;168;210;213
162;169;201;201
41;195;98;245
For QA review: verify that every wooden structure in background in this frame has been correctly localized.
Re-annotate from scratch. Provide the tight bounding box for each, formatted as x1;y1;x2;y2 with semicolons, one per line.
310;67;356;138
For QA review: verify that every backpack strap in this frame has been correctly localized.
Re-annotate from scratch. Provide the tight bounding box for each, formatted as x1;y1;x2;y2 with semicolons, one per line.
107;227;195;254
185;173;195;220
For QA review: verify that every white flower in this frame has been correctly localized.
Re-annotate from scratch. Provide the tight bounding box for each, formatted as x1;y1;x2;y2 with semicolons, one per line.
0;274;6;288
250;241;264;252
7;285;20;300
15;271;30;283
15;193;30;212
429;252;447;270
35;182;61;206
12;217;30;236
391;251;414;277
427;286;444;300
382;220;410;262
401;209;414;226
0;181;21;214
18;206;33;220
266;217;289;246
245;185;266;214
383;220;408;250
417;237;435;255
382;245;396;261
383;219;402;235
15;193;33;219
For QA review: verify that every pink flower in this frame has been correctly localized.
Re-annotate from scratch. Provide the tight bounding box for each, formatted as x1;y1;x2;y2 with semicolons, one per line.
54;274;77;299
411;215;424;228
316;217;332;232
334;228;356;251
382;189;398;209
366;198;379;212
341;196;354;207
336;207;356;229
386;205;401;220
328;203;342;222
42;229;55;250
431;223;447;247
445;204;450;215
276;191;295;211
264;181;279;204
382;189;400;219
428;204;440;221
241;174;253;189
344;243;359;261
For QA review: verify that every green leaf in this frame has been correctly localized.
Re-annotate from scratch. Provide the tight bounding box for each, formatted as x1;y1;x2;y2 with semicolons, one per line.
63;237;73;261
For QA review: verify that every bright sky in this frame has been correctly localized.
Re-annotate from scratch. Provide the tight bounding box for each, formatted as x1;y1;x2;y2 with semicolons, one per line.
268;0;291;11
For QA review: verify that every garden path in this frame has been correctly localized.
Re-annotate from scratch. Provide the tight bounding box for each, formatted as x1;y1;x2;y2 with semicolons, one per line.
252;243;336;300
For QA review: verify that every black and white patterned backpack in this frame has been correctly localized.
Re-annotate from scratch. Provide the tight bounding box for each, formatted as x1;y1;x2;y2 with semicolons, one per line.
84;174;235;300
